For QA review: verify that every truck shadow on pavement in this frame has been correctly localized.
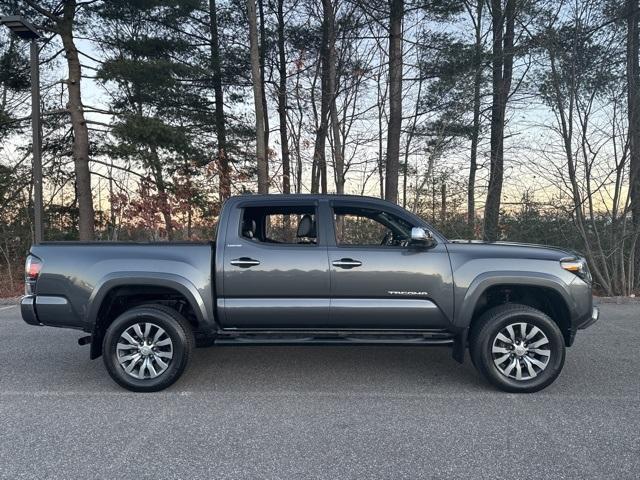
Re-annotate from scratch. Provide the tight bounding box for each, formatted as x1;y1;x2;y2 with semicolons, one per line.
178;345;486;393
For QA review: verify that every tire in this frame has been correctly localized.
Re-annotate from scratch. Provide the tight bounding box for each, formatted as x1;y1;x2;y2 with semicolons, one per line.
102;304;194;392
469;304;565;393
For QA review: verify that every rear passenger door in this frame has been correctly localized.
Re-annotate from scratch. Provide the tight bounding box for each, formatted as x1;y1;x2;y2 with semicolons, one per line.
220;200;331;329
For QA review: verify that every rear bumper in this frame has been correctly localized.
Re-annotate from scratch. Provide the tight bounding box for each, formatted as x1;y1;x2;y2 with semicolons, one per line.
20;295;41;326
21;294;82;329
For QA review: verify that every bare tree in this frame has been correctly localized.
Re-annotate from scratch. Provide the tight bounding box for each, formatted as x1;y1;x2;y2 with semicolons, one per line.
311;0;332;194
627;0;640;280
25;0;95;240
276;0;291;194
324;0;344;194
258;0;270;154
210;0;230;201
483;0;516;241
465;0;484;232
247;0;269;193
385;0;403;204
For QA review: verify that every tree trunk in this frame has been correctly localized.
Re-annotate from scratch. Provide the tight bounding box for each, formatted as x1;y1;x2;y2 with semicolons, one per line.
385;0;403;204
258;0;270;154
483;0;515;241
276;0;291;194
324;0;344;194
440;181;447;221
468;0;483;234
402;73;423;208
60;0;94;240
150;147;173;240
377;69;386;198
210;0;231;201
331;100;344;194
312;0;332;194
247;0;269;193
627;0;640;286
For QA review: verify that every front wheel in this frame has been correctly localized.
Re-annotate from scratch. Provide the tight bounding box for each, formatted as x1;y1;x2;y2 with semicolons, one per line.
102;304;194;392
469;304;565;393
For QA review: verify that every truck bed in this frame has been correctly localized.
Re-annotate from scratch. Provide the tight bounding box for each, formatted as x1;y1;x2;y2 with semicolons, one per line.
24;242;215;332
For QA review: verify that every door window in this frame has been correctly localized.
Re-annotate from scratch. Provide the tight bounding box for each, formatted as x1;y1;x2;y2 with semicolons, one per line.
241;205;318;245
333;206;414;247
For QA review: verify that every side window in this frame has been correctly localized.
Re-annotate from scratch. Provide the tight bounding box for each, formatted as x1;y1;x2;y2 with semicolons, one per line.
241;205;317;245
333;206;414;247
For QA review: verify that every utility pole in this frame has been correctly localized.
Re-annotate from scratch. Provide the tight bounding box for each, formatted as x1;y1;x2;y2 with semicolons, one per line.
1;16;43;244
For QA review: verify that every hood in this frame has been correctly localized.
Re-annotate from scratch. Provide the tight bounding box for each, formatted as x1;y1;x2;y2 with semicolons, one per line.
447;239;579;262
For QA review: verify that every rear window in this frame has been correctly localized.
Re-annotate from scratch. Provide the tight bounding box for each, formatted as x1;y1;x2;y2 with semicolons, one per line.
241;205;317;245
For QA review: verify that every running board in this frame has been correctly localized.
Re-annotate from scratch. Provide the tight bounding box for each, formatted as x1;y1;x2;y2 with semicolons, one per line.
213;329;455;347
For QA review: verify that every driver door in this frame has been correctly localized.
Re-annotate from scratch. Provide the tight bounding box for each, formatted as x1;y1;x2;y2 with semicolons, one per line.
327;202;453;329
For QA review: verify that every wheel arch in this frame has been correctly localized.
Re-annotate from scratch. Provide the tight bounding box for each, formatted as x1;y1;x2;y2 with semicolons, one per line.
87;273;215;359
457;273;576;346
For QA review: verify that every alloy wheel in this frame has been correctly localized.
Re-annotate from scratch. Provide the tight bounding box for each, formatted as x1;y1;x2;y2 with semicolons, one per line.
116;322;174;379
491;322;551;381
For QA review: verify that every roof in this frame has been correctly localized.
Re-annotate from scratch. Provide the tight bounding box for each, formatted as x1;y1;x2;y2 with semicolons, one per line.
229;193;391;203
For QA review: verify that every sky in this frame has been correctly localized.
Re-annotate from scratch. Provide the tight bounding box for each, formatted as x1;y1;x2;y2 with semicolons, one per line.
0;5;629;222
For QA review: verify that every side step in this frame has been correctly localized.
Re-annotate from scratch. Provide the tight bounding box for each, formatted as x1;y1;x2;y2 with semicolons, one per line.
213;329;455;347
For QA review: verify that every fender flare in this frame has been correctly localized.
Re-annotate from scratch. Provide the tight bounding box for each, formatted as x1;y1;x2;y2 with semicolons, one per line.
86;272;211;330
455;271;575;329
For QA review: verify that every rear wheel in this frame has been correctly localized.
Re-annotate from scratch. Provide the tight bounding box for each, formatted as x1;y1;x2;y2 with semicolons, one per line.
102;304;194;392
469;304;565;393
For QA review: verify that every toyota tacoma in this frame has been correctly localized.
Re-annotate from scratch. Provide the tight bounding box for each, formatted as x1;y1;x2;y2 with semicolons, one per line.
20;194;599;392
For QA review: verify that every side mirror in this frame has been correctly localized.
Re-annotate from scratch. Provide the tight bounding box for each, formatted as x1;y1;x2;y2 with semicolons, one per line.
410;227;437;248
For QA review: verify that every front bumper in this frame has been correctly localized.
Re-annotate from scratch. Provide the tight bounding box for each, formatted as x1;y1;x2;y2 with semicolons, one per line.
578;306;599;330
20;295;41;326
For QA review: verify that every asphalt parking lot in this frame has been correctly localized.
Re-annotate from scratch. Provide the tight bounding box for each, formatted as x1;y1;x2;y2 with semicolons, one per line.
0;302;638;479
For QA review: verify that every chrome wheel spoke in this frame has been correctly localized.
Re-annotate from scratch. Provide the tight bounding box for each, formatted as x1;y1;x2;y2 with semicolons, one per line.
117;322;173;380
519;323;527;340
515;359;523;380
494;353;511;366
530;348;551;356
121;332;140;347
492;346;510;354
506;325;516;343
495;332;512;344
147;360;158;378
133;323;144;340
154;356;169;370
153;326;165;343
528;337;549;349
526;356;547;369
523;357;538;378
492;322;551;381
124;354;141;373
503;358;517;377
139;357;148;379
525;326;540;341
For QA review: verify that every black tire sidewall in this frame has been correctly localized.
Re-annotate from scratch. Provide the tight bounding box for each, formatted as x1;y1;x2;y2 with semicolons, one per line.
471;306;566;393
102;306;191;392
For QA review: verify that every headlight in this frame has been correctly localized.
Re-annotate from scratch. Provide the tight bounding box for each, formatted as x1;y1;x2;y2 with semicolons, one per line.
560;257;591;283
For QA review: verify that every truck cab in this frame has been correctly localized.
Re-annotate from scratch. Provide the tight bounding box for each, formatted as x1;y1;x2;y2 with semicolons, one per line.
216;195;453;330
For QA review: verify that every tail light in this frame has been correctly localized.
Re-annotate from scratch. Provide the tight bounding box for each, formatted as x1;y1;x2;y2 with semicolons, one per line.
25;255;42;295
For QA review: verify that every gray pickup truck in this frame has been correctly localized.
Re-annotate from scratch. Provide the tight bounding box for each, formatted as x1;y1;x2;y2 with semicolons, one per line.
21;194;598;392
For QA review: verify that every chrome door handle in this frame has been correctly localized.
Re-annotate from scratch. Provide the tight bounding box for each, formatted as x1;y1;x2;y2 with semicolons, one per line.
230;257;261;268
332;258;362;269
